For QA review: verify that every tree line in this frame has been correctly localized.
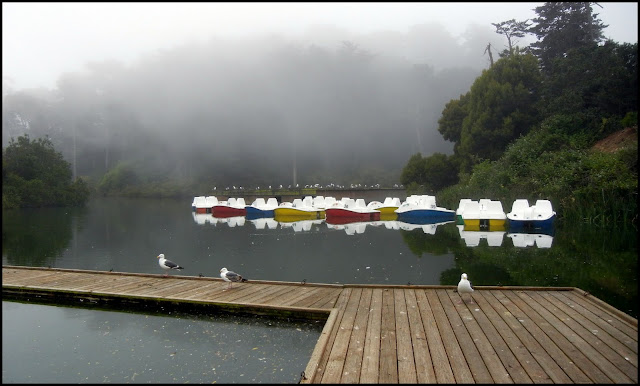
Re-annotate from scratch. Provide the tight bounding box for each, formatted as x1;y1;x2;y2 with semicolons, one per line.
401;2;637;226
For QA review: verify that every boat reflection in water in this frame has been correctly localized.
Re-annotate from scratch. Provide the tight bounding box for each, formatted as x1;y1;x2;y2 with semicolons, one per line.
193;210;554;247
396;218;456;235
192;212;216;226
212;215;246;228
274;214;324;232
248;217;278;230
507;227;555;249
325;218;370;235
457;224;506;247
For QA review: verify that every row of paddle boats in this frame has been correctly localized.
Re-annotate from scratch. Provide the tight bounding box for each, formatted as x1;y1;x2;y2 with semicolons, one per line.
192;194;556;230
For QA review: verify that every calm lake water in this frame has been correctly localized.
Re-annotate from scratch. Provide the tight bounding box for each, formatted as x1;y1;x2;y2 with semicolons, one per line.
2;196;637;382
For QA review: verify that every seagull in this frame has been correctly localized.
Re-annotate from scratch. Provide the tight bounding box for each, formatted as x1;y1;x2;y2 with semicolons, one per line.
157;254;184;277
457;273;474;304
220;267;248;290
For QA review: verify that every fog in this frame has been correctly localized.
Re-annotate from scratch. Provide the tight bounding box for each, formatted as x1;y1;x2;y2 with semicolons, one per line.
3;3;635;188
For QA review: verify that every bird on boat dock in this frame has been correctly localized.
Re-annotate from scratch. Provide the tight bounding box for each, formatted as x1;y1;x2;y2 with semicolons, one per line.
457;273;474;304
157;254;184;277
220;267;248;289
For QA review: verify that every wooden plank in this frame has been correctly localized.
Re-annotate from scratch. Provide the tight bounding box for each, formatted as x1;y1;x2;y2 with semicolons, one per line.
315;288;352;382
424;290;475;383
394;289;417;383
235;284;298;305
340;287;372;383
301;308;340;384
359;288;383;383
184;282;240;301
313;290;343;309
146;280;213;299
545;291;638;367
309;288;342;309
225;283;290;304
20;271;70;287
184;283;254;303
490;290;586;383
2;269;60;284
471;291;553;384
523;291;635;383
378;288;398;383
323;288;362;383
291;288;340;309
556;291;638;349
130;278;199;297
501;290;610;383
405;289;437;383
32;272;97;289
96;277;159;295
66;275;139;292
262;286;317;307
446;289;530;383
165;282;221;300
277;288;325;308
436;289;495;383
414;289;454;383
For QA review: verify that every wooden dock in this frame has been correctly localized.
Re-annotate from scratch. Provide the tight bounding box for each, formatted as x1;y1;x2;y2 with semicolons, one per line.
2;265;637;384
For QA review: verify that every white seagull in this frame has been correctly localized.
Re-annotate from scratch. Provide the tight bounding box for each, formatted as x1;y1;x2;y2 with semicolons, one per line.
220;267;248;290
457;273;474;304
157;254;184;277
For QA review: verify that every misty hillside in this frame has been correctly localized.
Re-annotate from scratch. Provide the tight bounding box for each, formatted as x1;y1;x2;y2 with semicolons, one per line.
3;24;504;188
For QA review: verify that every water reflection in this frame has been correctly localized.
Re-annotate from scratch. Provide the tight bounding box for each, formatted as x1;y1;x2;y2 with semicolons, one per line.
2;197;636;318
2;300;322;384
507;231;555;248
457;225;506;247
198;212;555;248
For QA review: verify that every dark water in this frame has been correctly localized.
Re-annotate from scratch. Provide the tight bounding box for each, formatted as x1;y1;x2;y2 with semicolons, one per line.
2;300;322;383
2;197;637;382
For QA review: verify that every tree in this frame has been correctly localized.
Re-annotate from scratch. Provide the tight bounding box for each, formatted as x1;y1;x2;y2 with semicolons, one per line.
438;93;469;148
457;50;542;172
529;2;607;73
2;135;90;208
492;19;532;55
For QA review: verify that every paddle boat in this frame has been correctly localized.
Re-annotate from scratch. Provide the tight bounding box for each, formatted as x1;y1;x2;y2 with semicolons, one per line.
193;196;219;213
460;198;506;229
212;197;247;217
507;199;556;230
455;198;474;224
325;198;381;221
394;195;455;221
245;197;279;218
273;197;325;219
366;197;402;214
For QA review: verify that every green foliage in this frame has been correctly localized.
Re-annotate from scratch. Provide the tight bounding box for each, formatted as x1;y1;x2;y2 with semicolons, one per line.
529;2;607;73
400;152;459;195
542;42;638;134
457;51;542;171
2;135;90;208
98;162;139;194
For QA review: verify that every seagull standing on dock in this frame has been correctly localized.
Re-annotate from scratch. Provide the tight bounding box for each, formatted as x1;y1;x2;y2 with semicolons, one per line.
220;267;248;290
157;254;184;277
457;273;474;304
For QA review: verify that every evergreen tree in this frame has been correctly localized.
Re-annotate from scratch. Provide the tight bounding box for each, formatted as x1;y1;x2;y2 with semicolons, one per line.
529;2;607;74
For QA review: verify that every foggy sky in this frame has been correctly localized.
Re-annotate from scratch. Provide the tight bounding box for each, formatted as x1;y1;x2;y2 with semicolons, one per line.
3;2;638;92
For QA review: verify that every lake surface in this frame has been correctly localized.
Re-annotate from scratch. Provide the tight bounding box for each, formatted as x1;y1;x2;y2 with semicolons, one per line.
2;300;322;383
2;196;637;382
